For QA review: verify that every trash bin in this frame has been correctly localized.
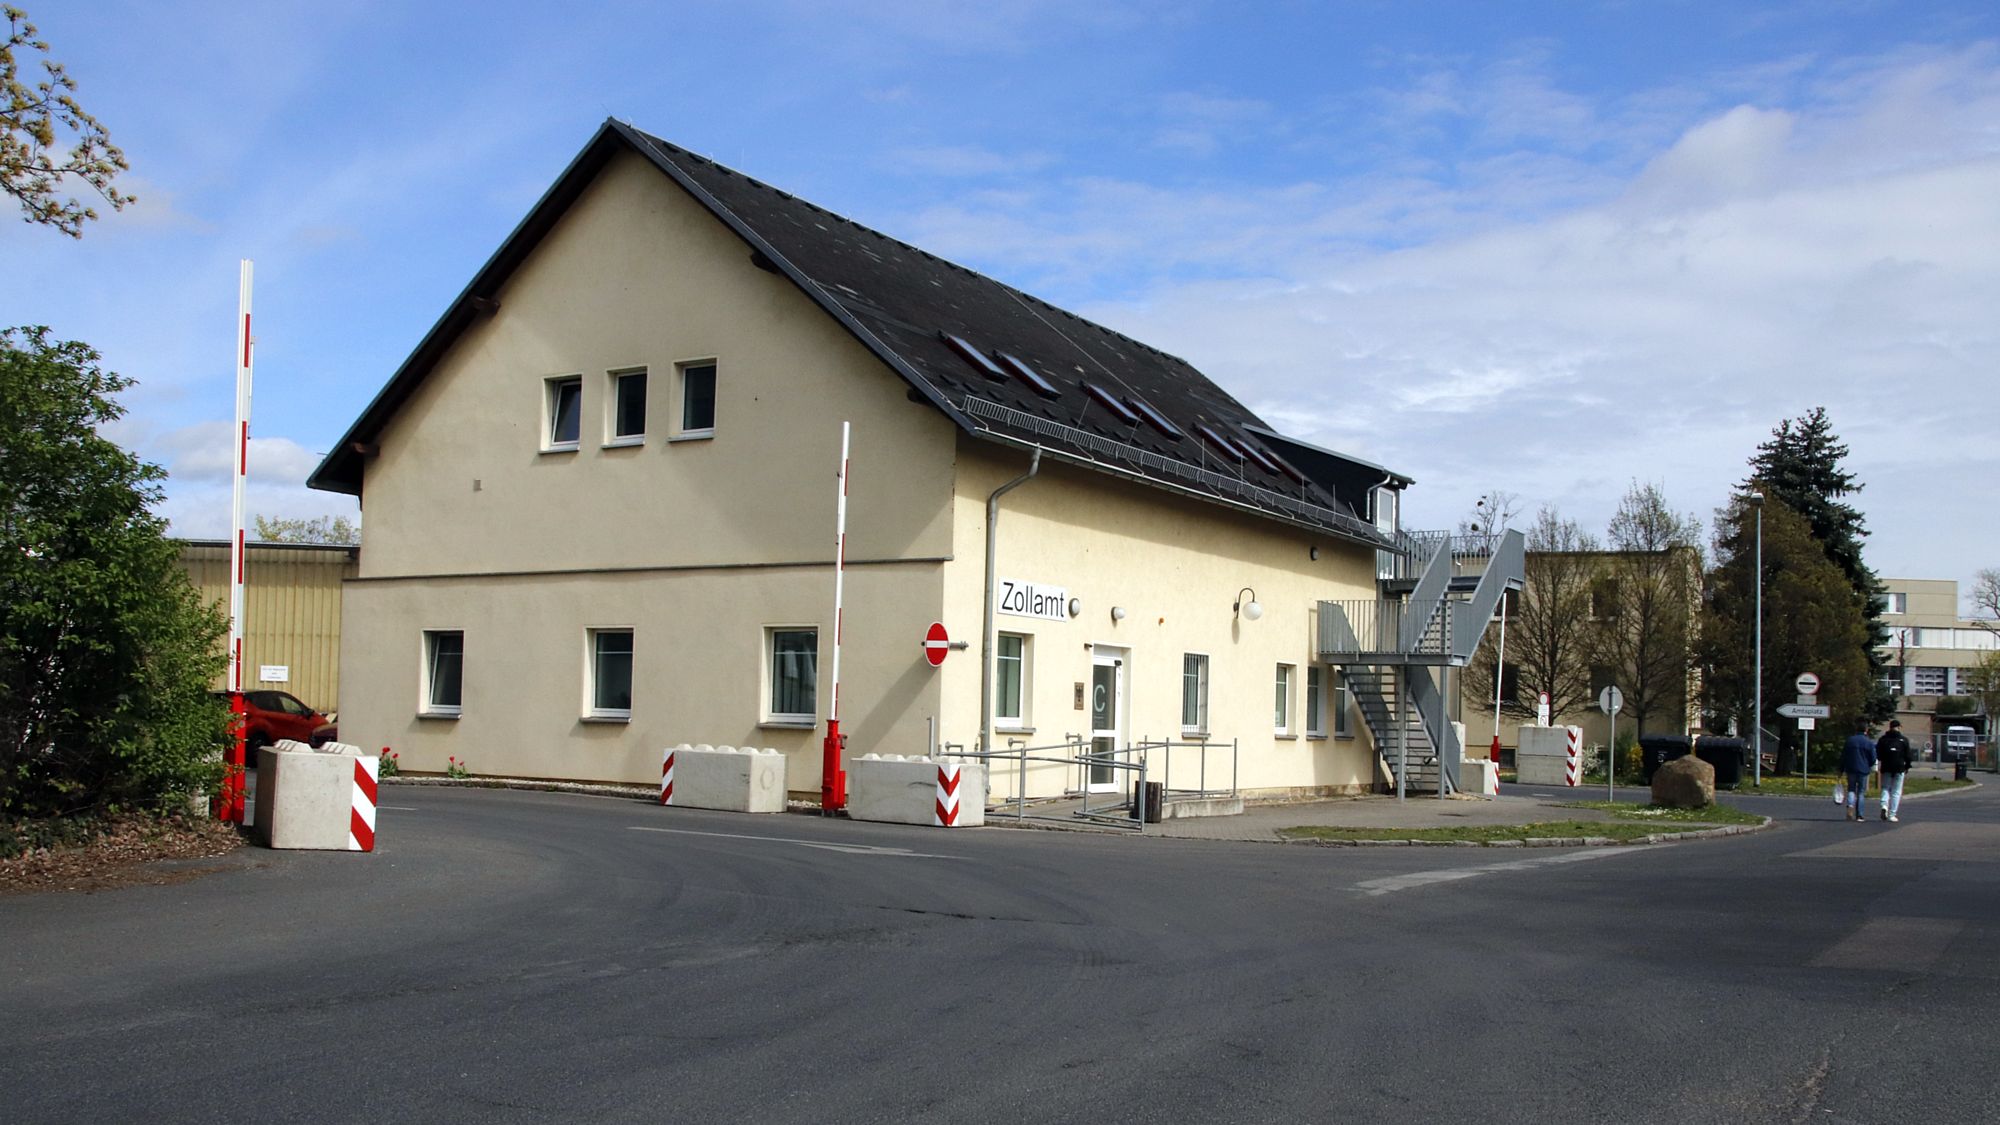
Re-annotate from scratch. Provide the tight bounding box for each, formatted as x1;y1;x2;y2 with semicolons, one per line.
1640;736;1691;783
1132;780;1164;824
1694;737;1746;789
1956;759;1969;782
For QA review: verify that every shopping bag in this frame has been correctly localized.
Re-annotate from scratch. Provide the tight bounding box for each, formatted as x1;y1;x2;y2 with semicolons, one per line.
1832;781;1846;803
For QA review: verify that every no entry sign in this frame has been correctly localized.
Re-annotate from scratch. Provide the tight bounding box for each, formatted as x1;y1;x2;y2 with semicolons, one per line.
923;622;950;667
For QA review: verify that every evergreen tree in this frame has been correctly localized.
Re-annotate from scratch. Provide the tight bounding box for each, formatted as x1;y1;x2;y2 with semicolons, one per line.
1703;492;1872;773
1744;407;1891;718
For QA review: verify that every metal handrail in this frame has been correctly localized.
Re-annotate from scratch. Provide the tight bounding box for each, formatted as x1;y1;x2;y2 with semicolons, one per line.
1317;598;1456;657
1147;737;1239;798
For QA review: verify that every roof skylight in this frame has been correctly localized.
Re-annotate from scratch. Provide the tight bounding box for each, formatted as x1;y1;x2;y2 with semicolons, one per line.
1196;424;1246;462
1084;383;1141;425
995;353;1061;399
1127;395;1183;440
941;333;1008;382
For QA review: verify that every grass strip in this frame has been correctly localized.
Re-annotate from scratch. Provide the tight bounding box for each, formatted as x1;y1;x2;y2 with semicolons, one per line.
1732;776;1973;799
1559;800;1764;825
1278;820;1732;844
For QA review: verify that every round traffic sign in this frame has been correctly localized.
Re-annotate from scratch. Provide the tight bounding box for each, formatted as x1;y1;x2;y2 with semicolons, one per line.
1599;685;1624;715
923;622;950;667
1795;672;1820;695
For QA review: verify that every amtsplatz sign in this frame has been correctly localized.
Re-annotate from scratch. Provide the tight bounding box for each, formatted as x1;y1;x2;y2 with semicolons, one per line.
923;622;951;667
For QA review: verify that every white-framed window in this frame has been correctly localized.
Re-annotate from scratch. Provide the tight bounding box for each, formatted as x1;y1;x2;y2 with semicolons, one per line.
674;361;717;439
766;627;818;724
1181;653;1209;733
1333;668;1351;737
1275;663;1295;734
1306;665;1326;737
607;368;647;445
421;630;463;717
586;628;633;720
1884;591;1908;614
545;375;582;451
996;632;1030;728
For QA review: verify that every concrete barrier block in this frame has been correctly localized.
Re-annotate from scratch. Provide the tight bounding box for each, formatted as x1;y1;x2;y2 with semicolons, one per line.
667;744;787;813
847;755;986;827
1460;758;1499;796
256;743;375;850
1516;725;1577;785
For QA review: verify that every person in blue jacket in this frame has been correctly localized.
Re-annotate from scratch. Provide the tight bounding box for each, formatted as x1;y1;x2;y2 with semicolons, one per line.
1840;719;1877;822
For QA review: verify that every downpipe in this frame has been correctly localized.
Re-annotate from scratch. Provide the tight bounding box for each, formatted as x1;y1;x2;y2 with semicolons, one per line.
980;449;1042;757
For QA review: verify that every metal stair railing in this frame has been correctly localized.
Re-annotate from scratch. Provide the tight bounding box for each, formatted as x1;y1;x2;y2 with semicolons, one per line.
1451;528;1525;660
1405;666;1459;795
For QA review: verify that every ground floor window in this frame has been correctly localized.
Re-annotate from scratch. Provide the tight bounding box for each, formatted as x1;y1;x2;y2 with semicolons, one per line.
588;628;633;719
422;630;463;716
1306;665;1325;736
1275;663;1295;733
1333;668;1351;737
1182;653;1209;733
996;632;1029;727
768;627;818;723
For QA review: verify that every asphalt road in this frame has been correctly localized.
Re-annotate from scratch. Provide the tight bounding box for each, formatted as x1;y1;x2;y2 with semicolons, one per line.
4;781;1997;1124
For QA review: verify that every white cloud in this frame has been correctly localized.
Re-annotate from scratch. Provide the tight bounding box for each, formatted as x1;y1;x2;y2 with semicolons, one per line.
151;421;325;487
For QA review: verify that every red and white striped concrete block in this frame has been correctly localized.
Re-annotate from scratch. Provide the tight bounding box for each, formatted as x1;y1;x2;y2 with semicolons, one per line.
935;763;962;827
661;746;677;805
349;755;378;852
1563;725;1584;787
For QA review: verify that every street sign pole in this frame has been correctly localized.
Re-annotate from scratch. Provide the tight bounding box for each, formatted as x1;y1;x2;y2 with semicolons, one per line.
1598;686;1624;803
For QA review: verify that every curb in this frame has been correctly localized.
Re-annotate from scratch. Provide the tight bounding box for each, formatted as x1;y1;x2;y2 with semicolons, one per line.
1282;816;1772;849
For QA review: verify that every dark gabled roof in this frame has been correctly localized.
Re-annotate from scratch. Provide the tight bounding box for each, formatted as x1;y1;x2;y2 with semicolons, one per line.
310;119;1404;549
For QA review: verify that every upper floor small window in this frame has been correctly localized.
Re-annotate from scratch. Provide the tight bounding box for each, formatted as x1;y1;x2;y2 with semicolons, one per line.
677;362;717;437
546;375;582;450
609;369;647;444
1884;591;1908;614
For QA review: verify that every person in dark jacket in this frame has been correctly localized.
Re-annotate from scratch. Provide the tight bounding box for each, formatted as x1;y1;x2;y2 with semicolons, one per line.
1840;720;1877;822
1876;719;1914;822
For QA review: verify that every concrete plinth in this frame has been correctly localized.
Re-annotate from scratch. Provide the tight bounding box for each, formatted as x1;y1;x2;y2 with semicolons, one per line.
255;741;372;850
665;745;788;813
1516;725;1579;786
847;755;986;827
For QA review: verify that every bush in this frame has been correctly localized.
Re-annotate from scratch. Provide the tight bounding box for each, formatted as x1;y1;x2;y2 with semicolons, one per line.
0;328;230;818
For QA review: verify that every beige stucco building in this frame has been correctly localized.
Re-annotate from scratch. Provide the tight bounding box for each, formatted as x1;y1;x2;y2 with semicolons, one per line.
310;122;1515;803
1879;577;1996;744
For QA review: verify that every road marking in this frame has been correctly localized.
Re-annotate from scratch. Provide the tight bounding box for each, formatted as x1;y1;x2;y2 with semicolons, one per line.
378;805;419;811
628;825;963;859
1813;916;1963;971
1355;845;1658;896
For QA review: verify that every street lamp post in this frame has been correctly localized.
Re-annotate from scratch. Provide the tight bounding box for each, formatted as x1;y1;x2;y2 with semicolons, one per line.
1751;491;1764;787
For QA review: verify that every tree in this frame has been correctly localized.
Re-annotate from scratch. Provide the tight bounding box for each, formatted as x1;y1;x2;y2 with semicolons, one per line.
254;514;359;545
1745;407;1890;718
1598;481;1702;736
1702;492;1872;772
1465;505;1601;725
1455;490;1520;555
1;6;130;236
1;327;226;818
1970;567;2000;631
1963;651;2000;731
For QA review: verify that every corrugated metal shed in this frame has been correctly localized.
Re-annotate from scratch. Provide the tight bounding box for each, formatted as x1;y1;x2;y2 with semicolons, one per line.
177;540;357;711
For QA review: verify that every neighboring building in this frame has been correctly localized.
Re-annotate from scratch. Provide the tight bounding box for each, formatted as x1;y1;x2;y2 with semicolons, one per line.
1879;577;1997;744
177;539;358;712
308;120;1518;800
1450;546;1701;755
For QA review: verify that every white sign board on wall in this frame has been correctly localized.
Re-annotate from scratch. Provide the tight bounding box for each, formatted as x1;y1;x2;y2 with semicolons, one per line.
259;665;289;683
996;578;1071;621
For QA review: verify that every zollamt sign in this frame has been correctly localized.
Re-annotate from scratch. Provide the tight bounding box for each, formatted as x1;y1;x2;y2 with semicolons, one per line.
996;577;1070;621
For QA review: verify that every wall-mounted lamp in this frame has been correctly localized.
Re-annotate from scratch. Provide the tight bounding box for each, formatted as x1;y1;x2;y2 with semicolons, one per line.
1067;598;1081;619
1110;606;1128;623
1309;545;1319;561
1233;587;1263;621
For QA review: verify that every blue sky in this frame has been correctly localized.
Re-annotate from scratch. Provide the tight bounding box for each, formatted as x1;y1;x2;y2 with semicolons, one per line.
8;1;1998;606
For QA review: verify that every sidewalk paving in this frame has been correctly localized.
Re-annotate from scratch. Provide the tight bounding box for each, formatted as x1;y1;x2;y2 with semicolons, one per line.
1147;792;1618;842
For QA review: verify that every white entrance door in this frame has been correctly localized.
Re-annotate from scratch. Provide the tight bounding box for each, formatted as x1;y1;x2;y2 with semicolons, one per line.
1088;648;1125;793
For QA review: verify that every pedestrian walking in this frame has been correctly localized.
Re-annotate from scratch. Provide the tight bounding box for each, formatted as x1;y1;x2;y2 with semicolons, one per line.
1876;719;1913;823
1840;720;1877;822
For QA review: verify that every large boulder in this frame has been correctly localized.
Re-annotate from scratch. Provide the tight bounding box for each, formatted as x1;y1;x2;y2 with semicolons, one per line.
1651;754;1715;809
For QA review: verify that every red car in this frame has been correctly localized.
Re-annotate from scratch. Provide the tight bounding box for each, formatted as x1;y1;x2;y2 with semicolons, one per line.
214;690;337;760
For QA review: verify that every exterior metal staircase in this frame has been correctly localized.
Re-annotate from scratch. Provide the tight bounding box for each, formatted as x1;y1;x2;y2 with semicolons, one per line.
1319;528;1525;797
